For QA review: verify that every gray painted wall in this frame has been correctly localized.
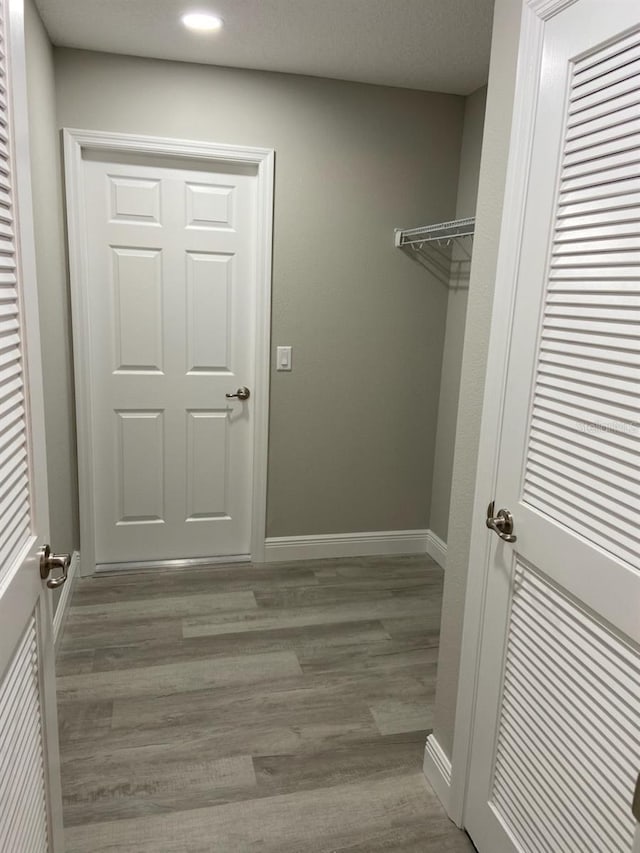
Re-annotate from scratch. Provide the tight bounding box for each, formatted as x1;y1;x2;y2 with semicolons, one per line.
25;0;79;567
429;86;487;543
48;48;465;543
432;0;523;758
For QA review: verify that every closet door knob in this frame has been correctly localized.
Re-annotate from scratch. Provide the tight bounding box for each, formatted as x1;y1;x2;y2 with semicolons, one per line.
39;544;71;589
486;501;517;543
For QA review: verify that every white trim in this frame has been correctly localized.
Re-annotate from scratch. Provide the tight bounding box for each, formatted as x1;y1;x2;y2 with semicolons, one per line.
528;0;579;20
423;733;453;815
264;529;432;562
425;530;447;570
62;129;274;575
447;0;551;829
53;551;80;650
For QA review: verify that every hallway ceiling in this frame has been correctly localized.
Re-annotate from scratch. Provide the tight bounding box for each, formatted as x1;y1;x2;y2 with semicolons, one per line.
34;0;494;95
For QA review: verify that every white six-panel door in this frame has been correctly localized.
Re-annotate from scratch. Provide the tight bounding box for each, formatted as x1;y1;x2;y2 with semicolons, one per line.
0;0;64;849
465;2;640;851
81;155;258;567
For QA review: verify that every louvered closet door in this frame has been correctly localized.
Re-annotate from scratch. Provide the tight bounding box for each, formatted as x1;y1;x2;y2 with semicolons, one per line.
465;2;640;852
0;0;64;851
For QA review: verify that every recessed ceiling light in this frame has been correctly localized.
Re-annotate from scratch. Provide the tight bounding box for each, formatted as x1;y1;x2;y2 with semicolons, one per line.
181;12;223;32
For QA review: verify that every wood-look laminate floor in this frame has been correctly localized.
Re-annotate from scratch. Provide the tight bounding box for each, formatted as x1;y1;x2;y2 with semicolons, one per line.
56;554;475;852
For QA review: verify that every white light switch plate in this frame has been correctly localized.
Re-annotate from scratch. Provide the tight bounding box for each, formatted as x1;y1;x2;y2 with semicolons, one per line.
276;346;292;371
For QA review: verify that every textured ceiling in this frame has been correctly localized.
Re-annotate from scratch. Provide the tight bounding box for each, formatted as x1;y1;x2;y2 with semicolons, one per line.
35;0;494;95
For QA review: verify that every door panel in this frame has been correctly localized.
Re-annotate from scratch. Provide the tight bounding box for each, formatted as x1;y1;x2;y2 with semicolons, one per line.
0;0;63;849
186;410;229;520
116;410;165;523
186;252;232;373
83;157;257;566
491;563;639;852
112;247;163;373
0;616;50;853
466;3;640;851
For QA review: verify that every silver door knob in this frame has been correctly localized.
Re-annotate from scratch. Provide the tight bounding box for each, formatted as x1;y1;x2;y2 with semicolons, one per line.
39;545;71;589
226;386;250;400
486;501;517;543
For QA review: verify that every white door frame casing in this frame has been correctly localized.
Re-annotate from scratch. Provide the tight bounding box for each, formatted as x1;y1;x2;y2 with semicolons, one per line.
431;0;581;827
63;129;274;574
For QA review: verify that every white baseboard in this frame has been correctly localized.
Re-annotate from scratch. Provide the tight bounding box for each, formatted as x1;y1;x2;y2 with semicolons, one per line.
264;529;432;562
423;733;453;816
84;530;447;573
53;550;80;650
425;530;447;569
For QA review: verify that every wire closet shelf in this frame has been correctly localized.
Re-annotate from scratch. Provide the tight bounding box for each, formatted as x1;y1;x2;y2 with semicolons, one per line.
394;216;475;249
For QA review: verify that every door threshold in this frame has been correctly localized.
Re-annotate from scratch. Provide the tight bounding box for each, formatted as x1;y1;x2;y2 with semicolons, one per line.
94;554;251;574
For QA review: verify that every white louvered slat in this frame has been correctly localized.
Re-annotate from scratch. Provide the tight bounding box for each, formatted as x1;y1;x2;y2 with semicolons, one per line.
561;164;640;199
0;497;31;562
503;638;631;790
529;432;638;490
492;565;640;853
559;176;640;207
528;448;636;512
498;708;620;848
564;116;640;157
573;28;640;78
538;356;639;396
0;0;30;585
554;204;640;232
522;33;640;568
563;129;640;169
534;383;638;426
502;588;640;820
562;148;640;185
572;38;640;90
535;374;639;415
541;329;638;359
540;340;640;372
555;193;640;223
566;101;640;142
0;619;49;853
530;408;639;484
529;424;639;482
571;53;640;106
